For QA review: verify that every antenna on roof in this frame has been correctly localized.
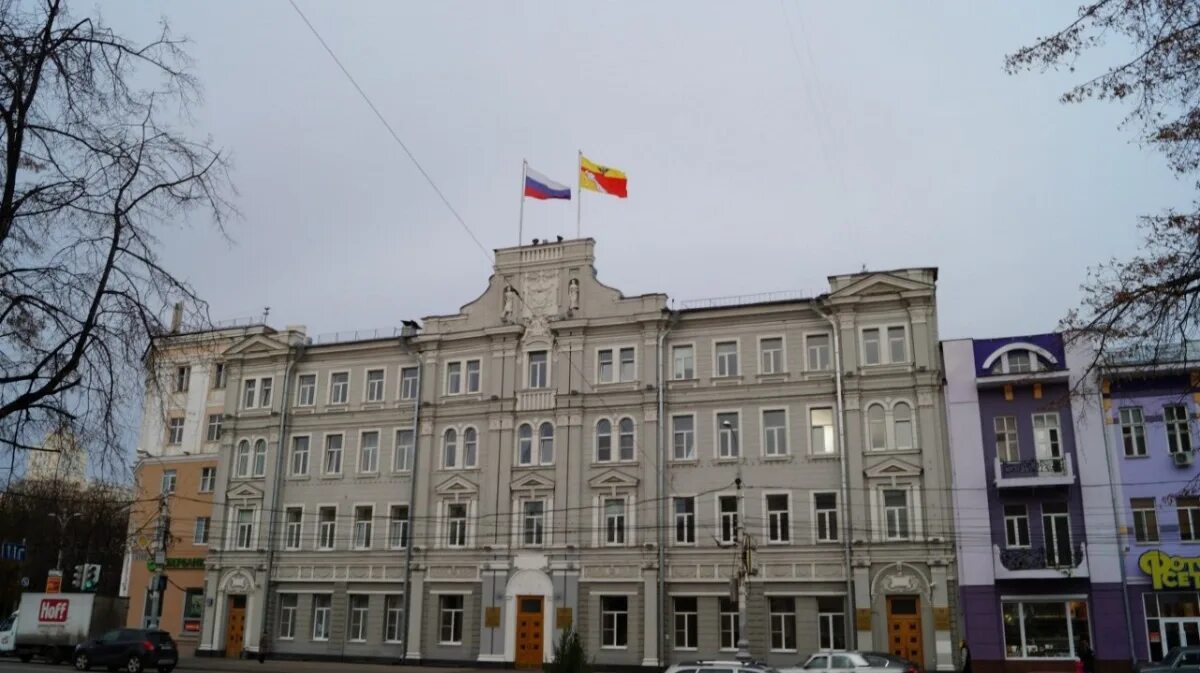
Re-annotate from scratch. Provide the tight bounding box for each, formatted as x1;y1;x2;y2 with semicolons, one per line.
262;306;271;323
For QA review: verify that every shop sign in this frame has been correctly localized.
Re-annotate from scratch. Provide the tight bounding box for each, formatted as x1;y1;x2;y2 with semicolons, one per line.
1139;550;1200;589
147;557;205;572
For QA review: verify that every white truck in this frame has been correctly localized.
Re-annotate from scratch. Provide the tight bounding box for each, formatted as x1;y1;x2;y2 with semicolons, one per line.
5;593;125;664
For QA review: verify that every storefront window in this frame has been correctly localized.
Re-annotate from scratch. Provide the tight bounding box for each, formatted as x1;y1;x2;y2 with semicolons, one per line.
1144;592;1200;661
181;589;204;633
1001;600;1090;659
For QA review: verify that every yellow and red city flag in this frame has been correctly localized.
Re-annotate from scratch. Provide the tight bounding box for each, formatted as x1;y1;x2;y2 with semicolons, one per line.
579;155;628;198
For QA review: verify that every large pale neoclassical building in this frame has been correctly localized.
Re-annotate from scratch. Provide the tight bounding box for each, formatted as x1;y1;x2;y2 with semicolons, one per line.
179;239;956;669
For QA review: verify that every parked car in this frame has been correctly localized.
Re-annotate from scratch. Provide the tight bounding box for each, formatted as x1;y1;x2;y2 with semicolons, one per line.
665;660;781;673
72;628;177;673
781;652;896;673
861;651;923;673
1136;647;1200;673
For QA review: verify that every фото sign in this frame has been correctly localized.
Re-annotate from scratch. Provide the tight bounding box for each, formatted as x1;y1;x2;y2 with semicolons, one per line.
38;598;69;623
1140;550;1200;589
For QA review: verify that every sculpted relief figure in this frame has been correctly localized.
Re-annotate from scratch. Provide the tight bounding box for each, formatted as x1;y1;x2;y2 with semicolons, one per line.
567;278;579;311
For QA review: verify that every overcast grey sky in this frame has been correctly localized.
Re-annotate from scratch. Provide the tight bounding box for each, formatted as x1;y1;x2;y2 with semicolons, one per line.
101;1;1193;341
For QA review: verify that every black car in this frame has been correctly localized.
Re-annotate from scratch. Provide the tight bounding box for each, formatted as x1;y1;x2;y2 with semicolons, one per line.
73;628;177;673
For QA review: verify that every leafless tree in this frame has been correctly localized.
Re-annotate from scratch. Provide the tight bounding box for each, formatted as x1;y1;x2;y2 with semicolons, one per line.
0;0;233;474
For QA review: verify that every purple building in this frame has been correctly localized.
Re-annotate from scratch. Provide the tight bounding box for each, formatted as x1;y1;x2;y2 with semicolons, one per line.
945;334;1131;673
1102;345;1200;662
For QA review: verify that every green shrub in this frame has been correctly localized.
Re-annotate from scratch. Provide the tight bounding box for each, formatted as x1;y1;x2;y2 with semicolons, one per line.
545;628;590;673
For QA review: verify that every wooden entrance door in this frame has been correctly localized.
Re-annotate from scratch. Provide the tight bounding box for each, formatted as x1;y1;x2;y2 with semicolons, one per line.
515;596;544;668
887;596;923;667
225;596;246;659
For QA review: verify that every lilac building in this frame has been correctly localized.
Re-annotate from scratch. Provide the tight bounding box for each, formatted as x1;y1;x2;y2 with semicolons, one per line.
945;334;1130;673
1102;346;1200;662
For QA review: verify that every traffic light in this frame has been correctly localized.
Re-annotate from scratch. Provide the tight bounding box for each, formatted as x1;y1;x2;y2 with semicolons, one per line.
70;564;84;590
82;564;101;591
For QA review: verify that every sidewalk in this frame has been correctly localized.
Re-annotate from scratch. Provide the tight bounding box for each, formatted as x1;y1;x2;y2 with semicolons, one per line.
176;658;496;673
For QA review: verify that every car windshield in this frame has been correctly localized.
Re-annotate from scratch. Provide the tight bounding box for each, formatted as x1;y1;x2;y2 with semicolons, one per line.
0;615;13;630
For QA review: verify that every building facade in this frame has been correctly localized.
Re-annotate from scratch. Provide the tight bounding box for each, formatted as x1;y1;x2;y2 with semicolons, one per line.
944;334;1130;673
169;239;956;669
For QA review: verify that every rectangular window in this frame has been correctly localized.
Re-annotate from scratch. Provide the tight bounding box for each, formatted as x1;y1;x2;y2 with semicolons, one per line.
384;595;404;643
528;350;548;388
763;409;788;456
175;365;190;393
400;367;419;400
672;414;695;460
522;500;545;546
234;508;254;549
167;418;184;445
290;436;310;477
284;508;302;550
1120;407;1147;457
161;469;177;494
673;596;698;650
394;429;414;472
359;431;379;474
1167;405;1193;454
353;505;373;549
348;595;369;642
1008;350;1032;373
242;379;256;410
601;596;628;648
1043;502;1072;567
439;595;464;644
766;493;791;543
446;361;462;395
760;337;783;374
1001;600;1090;659
330;372;349;404
259;377;273;408
720;598;739;651
366;369;385;402
995;416;1019;463
604;498;626;545
1004;504;1029;548
619;347;636;381
389;505;410;549
1033;413;1063;463
1132;498;1159;543
206;414;222;442
1179;497;1200;541
674;497;695;544
212;362;226;390
810;407;835;454
719;495;739;544
297;374;316;407
815;492;838;542
277;594;297;640
818;597;846;651
862;328;881;365
883;489;910;540
181;588;204;634
715;340;739;377
717;412;739;458
318;507;336;550
769;596;797;651
324;434;343;475
673;345;694;380
199;467;216;493
466;359;481;393
312;595;331;641
807;334;831;371
193;517;210;545
888;326;907;363
598;349;614;383
447;503;468;548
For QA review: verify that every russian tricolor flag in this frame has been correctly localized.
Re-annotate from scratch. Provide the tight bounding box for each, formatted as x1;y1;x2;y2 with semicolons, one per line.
524;167;571;200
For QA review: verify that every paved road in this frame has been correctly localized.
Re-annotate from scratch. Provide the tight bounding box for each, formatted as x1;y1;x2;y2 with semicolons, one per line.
0;657;501;673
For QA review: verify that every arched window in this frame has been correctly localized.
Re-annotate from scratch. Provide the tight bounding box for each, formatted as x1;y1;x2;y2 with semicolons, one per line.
235;440;250;478
893;403;914;449
443;428;458;468
252;439;267;477
463;428;478;468
517;424;533;465
539;422;554;465
596;419;613;462
867;404;887;450
618;418;635;461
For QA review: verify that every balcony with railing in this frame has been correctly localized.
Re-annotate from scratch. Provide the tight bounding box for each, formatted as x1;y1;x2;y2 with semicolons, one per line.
993;454;1075;488
993;543;1089;579
516;389;556;411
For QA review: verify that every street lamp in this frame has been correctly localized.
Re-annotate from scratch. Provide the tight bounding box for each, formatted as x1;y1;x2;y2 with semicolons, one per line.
50;511;82;571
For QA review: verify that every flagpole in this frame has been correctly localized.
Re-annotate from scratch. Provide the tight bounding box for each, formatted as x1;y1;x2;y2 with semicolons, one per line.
576;149;582;239
518;160;527;246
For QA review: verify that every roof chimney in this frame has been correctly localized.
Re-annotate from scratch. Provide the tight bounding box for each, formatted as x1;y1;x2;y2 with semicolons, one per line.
169;302;183;334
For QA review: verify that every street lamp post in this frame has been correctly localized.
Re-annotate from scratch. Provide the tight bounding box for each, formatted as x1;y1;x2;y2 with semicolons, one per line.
51;512;82;572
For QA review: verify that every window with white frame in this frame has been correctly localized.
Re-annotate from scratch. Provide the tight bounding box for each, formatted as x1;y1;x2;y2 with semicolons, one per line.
674;496;695;544
1179;497;1200;541
443;428;459;469
1120;407;1147;457
604;498;626;545
366;369;385;402
161;470;177;495
601;596;628;648
817;597;846;651
466;359;481;393
598;348;635;383
1167;404;1193;454
447;502;468;547
212;362;226;390
439;595;464;644
673;596;698;650
290;436;310;477
329;372;349;404
769;597;797;651
385;595;404;643
242;378;256;410
995;416;1019;463
296;374;316;407
167;417;184;445
862;328;882;365
206;414;222;442
717;412;739;458
175;365;190;393
317;506;336;550
259;377;273;408
815;492;838;542
620;347;635;381
672;414;695;460
234;508;254;549
199;467;216;493
810;407;835;454
1003;504;1029;548
359;431;379;474
284;508;302;550
400;366;419;400
766;493;791;543
389;504;410;549
353;505;373;549
718;495;738;544
445;361;462;395
522;500;545;546
312;595;331;641
348;595;369;642
807;334;831;371
760;337;784;374
715;341;739;377
763;409;788;456
235;440;250;478
528;350;548;389
673;345;694;380
1042;502;1072;567
893;402;914;449
324;434;343;475
252;439;267;477
596;419;613;462
882;489;910;540
394;429;414;472
887;326;907;363
462;428;478;468
517;424;533;465
1033;413;1064;469
1007;350;1032;373
597;348;614;382
617;418;634;461
1132;498;1159;543
867;404;887;450
720;598;739;651
1001;600;1090;659
539;422;555;464
193;517;210;545
277;594;297;640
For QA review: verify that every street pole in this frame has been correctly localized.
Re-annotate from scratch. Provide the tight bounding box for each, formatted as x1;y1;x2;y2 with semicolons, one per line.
146;493;169;629
726;420;751;660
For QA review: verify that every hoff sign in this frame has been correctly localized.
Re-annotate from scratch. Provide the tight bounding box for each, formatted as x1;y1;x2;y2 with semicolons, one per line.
1140;550;1200;589
38;598;69;623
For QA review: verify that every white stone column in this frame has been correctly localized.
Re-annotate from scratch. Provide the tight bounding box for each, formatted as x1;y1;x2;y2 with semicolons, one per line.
854;566;873;650
931;566;953;671
406;570;425;660
641;569;659;667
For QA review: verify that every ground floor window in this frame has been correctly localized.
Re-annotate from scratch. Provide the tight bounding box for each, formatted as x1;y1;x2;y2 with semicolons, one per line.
769;596;797;652
181;588;204;634
673;596;697;649
277;594;296;640
1143;591;1200;661
1001;599;1089;659
817;596;846;651
385;594;404;644
348;594;369;642
439;594;464;644
312;595;331;641
601;595;629;648
720;598;739;651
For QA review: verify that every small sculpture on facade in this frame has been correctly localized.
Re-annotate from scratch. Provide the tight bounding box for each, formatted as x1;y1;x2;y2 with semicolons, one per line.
502;285;515;322
567;278;580;311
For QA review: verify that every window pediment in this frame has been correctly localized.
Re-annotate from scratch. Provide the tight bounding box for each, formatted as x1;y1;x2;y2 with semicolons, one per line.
512;473;554;492
863;458;922;479
435;474;479;496
588;468;639;490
